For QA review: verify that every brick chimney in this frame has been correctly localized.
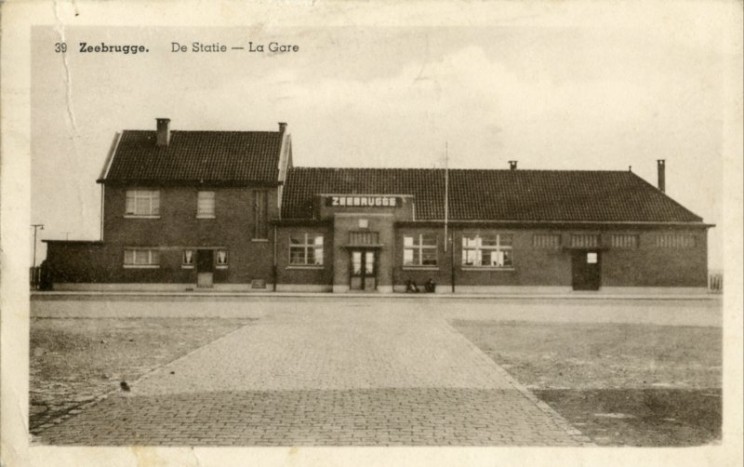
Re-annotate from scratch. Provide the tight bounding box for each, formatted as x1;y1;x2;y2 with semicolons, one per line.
508;160;518;171
156;118;171;146
278;122;287;134
657;159;666;192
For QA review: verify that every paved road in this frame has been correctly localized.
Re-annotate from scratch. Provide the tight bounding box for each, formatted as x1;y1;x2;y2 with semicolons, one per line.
35;304;594;446
31;294;722;327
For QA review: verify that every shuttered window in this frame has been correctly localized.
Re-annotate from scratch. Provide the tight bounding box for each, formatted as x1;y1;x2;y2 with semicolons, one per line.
197;191;215;218
611;234;638;249
570;234;599;248
656;233;695;248
533;234;561;249
349;231;380;245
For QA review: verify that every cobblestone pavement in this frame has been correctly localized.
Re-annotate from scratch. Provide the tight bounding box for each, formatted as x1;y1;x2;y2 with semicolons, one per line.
36;307;591;446
38;389;582;445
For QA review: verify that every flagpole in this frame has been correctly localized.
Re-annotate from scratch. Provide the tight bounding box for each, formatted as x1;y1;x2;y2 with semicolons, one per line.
444;142;449;252
444;143;455;293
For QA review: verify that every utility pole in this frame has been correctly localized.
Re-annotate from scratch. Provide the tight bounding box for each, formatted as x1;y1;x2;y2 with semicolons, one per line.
31;224;44;267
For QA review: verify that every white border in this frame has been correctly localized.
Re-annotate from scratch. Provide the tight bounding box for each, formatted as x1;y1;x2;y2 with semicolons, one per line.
2;2;742;467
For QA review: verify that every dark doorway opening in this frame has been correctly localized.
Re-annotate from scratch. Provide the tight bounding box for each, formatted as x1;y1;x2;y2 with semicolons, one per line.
196;249;214;288
572;250;601;291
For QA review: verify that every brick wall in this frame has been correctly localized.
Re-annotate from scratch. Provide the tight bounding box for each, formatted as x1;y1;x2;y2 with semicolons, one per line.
275;225;333;287
393;227;707;290
394;228;572;289
601;229;707;287
48;185;279;285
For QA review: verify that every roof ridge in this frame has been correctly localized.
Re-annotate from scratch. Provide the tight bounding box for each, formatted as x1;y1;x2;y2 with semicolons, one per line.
289;166;633;173
122;129;280;132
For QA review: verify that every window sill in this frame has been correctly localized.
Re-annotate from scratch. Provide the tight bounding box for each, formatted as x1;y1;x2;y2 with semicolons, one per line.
461;267;516;272
123;265;160;269
215;265;228;270
181;265;194;269
196;215;216;219
287;265;325;270
251;238;270;243
402;266;440;271
124;215;160;219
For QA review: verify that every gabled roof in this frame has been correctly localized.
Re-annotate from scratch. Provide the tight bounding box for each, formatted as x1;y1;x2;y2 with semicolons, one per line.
100;130;283;185
281;167;704;223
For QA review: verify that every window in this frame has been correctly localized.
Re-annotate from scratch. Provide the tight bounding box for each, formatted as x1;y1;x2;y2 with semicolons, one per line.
461;234;513;268
253;190;269;239
570;234;599;248
349;231;379;245
182;250;194;268
403;234;438;266
215;250;229;268
611;234;639;249
197;191;215;218
289;233;324;266
125;190;160;217
533;234;561;249
656;233;695;248
123;248;160;268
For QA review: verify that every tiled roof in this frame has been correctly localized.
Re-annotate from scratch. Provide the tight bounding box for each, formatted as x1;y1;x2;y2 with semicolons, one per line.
102;130;282;185
281;167;704;223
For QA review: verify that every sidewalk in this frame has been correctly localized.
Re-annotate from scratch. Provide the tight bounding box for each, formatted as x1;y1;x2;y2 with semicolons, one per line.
32;290;721;301
30;294;722;327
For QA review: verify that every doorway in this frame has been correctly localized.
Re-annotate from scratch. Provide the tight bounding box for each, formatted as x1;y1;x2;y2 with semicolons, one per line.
196;249;214;288
571;250;601;290
350;249;376;291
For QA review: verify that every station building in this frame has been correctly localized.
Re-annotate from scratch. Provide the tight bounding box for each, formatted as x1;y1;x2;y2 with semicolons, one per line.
44;119;713;294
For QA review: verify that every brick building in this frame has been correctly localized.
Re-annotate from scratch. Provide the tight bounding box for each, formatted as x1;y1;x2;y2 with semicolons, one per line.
44;119;713;293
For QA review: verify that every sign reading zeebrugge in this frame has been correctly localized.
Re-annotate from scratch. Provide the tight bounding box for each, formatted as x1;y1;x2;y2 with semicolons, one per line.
325;195;401;208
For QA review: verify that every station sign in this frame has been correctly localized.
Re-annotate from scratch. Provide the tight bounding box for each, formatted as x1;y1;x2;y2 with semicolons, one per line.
325;195;401;208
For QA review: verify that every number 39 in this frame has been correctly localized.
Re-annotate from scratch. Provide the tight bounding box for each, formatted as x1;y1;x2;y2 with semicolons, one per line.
54;42;67;53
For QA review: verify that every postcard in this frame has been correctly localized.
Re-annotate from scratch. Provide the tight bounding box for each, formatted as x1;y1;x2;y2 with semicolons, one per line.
2;1;742;466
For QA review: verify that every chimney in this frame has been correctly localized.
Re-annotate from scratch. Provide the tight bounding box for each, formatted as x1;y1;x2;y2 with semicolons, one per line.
657;159;666;192
156;118;171;146
508;160;518;171
278;122;287;134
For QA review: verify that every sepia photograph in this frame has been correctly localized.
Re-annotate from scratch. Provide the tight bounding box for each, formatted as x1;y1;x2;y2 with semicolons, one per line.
2;1;742;466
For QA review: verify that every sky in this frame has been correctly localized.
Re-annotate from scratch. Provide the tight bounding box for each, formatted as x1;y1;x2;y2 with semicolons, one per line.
31;21;731;268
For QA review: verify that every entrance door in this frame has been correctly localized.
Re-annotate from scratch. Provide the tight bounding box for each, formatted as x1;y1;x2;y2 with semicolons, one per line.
350;250;376;291
572;250;601;290
196;249;214;288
